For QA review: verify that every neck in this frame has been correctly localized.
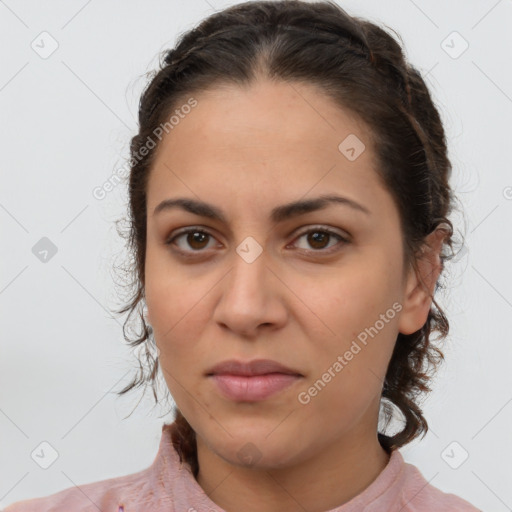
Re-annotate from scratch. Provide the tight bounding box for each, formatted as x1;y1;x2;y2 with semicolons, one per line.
195;427;391;512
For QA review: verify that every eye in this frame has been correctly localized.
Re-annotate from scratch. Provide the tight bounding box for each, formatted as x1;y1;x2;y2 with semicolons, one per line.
165;228;218;255
165;225;350;258
289;226;350;254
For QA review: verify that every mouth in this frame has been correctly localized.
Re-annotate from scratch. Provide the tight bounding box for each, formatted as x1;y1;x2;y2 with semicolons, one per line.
206;358;304;402
208;373;302;402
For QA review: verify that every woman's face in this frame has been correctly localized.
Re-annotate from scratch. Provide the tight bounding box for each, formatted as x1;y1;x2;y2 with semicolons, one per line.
144;79;431;469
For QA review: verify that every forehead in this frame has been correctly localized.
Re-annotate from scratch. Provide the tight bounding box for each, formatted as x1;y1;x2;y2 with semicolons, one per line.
147;79;389;218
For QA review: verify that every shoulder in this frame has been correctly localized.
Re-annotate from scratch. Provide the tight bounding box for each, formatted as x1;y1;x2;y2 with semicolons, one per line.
398;458;481;511
3;423;182;512
2;465;163;512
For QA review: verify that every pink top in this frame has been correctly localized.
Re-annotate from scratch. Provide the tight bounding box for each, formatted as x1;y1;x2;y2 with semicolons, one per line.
4;422;481;511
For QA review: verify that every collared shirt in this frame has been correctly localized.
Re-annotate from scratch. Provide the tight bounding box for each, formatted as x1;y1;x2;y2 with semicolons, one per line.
3;422;481;511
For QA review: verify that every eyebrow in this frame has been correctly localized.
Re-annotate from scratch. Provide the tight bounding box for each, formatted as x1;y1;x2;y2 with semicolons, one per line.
153;194;371;224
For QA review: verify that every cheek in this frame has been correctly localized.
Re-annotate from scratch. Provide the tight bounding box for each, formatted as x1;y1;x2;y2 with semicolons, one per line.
297;268;400;404
147;284;207;353
301;263;393;338
145;247;203;330
297;334;395;436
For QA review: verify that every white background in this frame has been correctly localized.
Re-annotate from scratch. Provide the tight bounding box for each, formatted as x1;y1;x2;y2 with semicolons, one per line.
1;1;511;510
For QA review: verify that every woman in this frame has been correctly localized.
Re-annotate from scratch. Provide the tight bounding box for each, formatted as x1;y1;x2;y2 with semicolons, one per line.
5;0;480;510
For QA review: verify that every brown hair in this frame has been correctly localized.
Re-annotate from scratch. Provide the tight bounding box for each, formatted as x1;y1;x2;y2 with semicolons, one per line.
113;0;463;479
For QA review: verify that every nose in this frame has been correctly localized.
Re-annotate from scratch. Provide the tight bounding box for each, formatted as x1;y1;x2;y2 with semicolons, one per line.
212;249;288;338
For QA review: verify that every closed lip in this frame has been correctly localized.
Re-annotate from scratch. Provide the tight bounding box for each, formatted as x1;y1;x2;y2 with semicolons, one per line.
206;358;303;377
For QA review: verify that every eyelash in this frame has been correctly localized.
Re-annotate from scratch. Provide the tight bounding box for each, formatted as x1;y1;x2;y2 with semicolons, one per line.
165;225;350;258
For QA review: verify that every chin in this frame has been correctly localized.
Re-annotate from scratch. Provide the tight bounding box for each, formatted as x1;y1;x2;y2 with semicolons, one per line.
207;432;305;471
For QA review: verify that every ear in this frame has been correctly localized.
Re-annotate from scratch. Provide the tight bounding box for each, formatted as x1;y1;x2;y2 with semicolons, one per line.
398;226;448;335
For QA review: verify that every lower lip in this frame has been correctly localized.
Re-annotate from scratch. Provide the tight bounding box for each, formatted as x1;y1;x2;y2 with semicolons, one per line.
209;373;301;402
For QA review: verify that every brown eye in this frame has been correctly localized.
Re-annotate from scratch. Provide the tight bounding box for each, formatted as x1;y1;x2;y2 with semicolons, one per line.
306;231;330;249
185;231;210;250
291;227;349;254
166;228;217;253
165;225;350;259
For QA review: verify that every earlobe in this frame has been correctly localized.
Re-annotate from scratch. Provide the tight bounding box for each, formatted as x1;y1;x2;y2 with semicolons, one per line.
398;226;448;335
